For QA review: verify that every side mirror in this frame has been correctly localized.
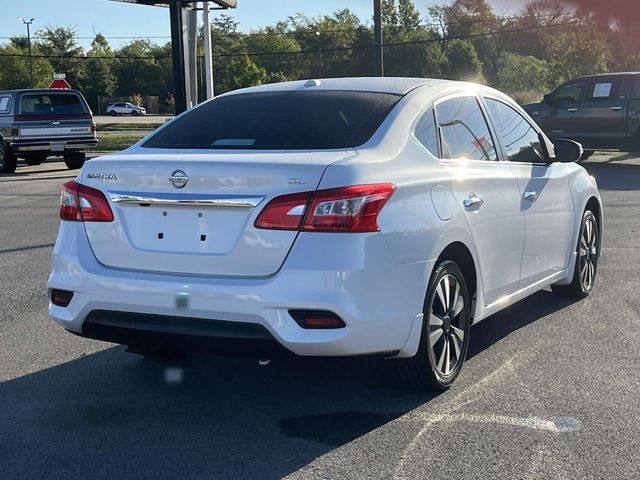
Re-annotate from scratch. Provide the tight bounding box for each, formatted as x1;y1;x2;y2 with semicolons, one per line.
553;139;583;163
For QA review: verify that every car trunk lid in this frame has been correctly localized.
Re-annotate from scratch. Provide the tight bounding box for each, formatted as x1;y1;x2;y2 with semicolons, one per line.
81;150;355;277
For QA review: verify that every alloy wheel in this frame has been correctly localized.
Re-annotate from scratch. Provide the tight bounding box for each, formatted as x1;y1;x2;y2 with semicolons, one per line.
427;273;467;378
579;213;598;291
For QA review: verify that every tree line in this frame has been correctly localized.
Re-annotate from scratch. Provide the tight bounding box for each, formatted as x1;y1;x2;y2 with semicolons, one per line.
1;0;637;112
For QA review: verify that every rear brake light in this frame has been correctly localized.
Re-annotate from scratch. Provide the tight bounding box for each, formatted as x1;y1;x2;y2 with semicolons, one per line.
60;180;113;222
91;124;97;135
254;183;395;233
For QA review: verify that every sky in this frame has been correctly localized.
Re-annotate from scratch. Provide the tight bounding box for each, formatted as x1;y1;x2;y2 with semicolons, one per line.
1;0;528;49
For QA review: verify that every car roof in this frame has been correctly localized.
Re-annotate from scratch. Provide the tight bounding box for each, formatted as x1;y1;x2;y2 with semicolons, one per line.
572;72;640;81
0;88;81;95
222;77;451;96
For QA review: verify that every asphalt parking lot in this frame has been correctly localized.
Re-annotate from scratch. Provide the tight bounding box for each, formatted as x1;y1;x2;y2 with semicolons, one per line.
1;154;639;480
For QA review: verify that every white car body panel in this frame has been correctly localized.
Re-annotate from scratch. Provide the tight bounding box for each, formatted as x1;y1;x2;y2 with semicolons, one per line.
48;78;602;358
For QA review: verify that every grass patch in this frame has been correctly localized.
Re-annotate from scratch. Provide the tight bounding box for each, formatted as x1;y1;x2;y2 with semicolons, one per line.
97;123;163;132
95;133;147;152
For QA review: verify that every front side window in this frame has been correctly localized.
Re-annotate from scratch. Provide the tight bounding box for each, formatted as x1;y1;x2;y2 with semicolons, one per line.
20;94;85;115
143;91;401;150
0;95;11;113
552;81;588;104
485;98;545;163
414;107;439;157
435;96;497;161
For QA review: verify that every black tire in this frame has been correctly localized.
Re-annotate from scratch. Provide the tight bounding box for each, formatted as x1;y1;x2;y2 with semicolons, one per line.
24;152;48;166
0;142;17;173
131;110;139;116
109;110;117;116
580;150;595;161
396;260;471;390
552;209;599;299
64;151;86;170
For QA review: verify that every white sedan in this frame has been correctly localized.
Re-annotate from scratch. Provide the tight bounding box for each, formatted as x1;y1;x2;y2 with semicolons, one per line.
106;102;146;116
48;78;601;390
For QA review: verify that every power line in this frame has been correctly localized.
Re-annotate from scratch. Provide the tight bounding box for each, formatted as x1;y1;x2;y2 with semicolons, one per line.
0;22;574;61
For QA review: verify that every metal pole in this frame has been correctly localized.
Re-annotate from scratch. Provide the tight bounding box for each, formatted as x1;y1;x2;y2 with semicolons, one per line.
203;1;215;99
373;0;384;77
26;22;34;88
169;0;187;114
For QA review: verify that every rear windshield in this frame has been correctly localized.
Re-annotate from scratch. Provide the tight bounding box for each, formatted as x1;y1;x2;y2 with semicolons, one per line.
143;90;401;150
20;93;85;115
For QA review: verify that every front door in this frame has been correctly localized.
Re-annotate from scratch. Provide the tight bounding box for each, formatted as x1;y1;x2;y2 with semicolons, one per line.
544;79;591;143
434;95;525;306
483;97;574;287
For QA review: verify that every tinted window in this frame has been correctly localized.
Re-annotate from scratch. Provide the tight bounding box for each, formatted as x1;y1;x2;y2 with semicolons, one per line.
144;91;401;150
552;81;588;103
20;93;85;115
587;79;622;101
485;98;545;163
435;96;497;161
0;95;10;113
414;107;439;157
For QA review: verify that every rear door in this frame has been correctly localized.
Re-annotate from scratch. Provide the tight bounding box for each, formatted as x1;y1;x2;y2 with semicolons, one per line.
483;97;574;287
577;76;628;149
434;95;525;306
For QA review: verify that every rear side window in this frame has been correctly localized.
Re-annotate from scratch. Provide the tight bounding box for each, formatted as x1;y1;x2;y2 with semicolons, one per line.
414;107;439;157
143;91;401;150
0;95;10;113
588;79;622;101
435;96;497;161
20;93;85;115
485;98;545;163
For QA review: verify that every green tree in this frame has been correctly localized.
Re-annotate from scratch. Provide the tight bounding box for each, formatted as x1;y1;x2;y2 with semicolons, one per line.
495;53;551;103
443;39;483;81
0;43;53;89
79;33;117;112
35;27;85;88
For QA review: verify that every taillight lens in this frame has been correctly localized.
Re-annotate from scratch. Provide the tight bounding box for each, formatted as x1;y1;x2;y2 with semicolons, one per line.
254;183;395;233
60;180;114;222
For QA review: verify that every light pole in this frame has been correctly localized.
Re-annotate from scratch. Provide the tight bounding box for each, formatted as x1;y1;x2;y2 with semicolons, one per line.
315;31;321;78
19;17;35;88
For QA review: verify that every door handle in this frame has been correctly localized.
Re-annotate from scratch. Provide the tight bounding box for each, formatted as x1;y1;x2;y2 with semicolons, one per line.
567;108;579;113
463;193;484;208
611;106;623;111
523;191;538;202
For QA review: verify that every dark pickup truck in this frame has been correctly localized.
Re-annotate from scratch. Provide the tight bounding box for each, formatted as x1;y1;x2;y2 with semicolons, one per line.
523;72;640;158
0;89;98;173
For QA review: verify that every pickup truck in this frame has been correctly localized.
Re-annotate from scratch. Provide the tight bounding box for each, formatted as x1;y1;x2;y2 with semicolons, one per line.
523;72;640;159
0;89;98;173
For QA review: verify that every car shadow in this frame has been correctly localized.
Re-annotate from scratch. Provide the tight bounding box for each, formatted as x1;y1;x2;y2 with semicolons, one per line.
582;155;640;191
0;289;579;480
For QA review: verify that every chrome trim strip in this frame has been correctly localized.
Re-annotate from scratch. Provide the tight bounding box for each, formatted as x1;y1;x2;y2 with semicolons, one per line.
108;192;265;208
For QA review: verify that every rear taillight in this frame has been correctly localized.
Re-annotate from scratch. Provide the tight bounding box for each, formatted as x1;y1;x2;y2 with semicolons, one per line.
289;310;346;329
60;180;113;222
254;183;395;233
51;289;74;307
91;123;97;135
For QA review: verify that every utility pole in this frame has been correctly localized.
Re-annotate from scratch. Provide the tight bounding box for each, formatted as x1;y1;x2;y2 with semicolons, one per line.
373;0;384;76
203;1;215;99
19;17;35;88
315;31;321;78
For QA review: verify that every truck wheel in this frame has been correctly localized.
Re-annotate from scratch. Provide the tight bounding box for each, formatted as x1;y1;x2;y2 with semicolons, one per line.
24;152;48;166
0;143;17;173
64;151;86;170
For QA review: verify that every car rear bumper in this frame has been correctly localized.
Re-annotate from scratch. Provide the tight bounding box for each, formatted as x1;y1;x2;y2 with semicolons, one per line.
10;137;98;152
47;222;433;358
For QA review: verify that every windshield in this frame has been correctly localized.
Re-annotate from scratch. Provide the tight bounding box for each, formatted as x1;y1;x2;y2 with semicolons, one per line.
143;90;401;150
